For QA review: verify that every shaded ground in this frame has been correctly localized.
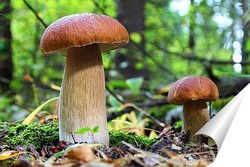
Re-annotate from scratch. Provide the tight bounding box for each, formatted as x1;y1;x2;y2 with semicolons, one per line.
0;122;217;167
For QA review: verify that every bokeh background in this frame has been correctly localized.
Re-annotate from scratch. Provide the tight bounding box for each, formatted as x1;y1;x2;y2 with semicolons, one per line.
0;0;249;134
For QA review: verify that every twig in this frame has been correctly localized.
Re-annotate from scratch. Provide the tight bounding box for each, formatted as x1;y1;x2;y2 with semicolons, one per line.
116;125;162;134
121;141;184;166
157;45;250;66
107;99;168;121
123;103;165;128
130;39;178;79
23;0;48;28
105;85;125;104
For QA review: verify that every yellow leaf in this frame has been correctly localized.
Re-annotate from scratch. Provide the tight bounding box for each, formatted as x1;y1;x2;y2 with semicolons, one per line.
22;97;58;124
148;131;158;139
156;85;172;95
0;150;21;161
127;111;138;124
50;83;61;91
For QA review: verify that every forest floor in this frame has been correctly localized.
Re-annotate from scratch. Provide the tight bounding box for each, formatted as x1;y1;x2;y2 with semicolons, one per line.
0;122;217;167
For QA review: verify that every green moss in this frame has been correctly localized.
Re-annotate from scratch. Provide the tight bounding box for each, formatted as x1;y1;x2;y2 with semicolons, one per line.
109;131;157;150
0;159;13;167
0;122;156;150
0;122;59;150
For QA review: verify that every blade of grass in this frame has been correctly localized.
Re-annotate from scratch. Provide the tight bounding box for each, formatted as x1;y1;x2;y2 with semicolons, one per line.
22;97;58;124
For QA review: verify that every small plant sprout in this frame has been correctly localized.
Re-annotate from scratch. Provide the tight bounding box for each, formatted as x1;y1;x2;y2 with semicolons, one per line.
75;126;100;135
74;126;100;145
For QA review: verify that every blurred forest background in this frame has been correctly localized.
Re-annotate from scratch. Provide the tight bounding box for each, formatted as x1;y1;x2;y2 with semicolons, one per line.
0;0;250;131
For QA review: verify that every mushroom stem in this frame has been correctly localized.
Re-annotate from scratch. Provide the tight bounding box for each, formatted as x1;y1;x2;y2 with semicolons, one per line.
182;99;210;142
59;44;109;145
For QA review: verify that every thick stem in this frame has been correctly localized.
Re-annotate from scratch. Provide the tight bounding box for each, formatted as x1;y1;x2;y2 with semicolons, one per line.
59;44;109;145
183;100;210;142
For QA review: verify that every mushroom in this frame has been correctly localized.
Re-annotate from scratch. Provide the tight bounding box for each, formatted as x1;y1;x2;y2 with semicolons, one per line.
40;13;129;145
167;76;219;142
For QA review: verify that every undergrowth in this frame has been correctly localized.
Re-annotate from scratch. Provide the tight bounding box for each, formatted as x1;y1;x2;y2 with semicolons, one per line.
0;122;157;150
0;122;59;150
110;130;157;150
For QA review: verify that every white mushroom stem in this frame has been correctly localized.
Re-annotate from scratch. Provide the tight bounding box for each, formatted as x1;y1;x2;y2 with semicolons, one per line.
59;44;109;145
182;99;210;142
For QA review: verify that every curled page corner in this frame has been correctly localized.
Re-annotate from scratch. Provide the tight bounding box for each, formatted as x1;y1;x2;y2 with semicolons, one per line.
195;83;250;166
195;83;247;150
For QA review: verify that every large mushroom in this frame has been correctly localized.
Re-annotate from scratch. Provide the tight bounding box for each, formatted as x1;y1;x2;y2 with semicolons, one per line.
40;13;129;145
167;76;219;142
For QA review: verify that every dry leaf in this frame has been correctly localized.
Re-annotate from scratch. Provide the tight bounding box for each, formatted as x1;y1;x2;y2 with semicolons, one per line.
0;150;21;161
65;144;95;163
158;125;173;138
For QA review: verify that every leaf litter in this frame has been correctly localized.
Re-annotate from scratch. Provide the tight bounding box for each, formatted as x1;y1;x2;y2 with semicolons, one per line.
0;123;217;167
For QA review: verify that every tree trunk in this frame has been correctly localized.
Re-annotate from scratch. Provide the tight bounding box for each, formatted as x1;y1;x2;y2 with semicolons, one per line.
0;0;13;93
241;0;250;73
115;0;150;79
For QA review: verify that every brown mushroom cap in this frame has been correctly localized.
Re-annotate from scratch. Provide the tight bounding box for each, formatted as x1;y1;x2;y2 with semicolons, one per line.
40;13;129;55
167;76;219;104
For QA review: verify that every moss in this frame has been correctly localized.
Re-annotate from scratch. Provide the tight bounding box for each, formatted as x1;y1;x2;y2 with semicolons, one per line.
0;122;59;150
109;131;157;150
0;122;156;151
0;159;13;167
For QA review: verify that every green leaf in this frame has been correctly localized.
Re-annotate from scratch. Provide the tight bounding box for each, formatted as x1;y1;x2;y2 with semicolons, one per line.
53;151;64;159
107;95;124;112
75;127;92;134
216;67;250;78
130;32;142;43
246;38;250;52
107;80;128;89
108;95;123;107
126;77;144;95
92;126;99;133
135;62;145;70
31;63;44;71
174;120;183;129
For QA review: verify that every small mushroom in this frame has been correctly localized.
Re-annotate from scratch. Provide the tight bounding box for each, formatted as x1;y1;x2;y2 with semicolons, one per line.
40;13;129;145
167;76;219;142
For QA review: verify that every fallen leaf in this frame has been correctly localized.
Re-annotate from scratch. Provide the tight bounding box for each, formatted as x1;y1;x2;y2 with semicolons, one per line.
0;150;21;161
171;144;182;151
65;144;95;163
158;125;173;138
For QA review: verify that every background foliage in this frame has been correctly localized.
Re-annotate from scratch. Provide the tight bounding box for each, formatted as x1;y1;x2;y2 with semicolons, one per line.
0;0;249;132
